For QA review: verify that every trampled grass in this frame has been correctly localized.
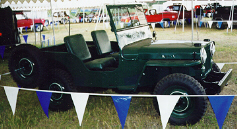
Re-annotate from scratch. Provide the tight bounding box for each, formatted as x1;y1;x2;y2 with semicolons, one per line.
0;23;237;128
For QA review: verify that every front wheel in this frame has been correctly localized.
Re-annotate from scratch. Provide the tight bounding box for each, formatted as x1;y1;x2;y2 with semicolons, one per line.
153;73;207;125
40;69;77;111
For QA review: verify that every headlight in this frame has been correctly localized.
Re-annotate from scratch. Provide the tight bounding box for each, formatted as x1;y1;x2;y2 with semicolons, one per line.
200;47;207;64
210;42;215;56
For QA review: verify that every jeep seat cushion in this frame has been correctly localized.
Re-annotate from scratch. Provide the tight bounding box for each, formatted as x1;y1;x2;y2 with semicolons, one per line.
91;30;113;55
64;34;91;61
85;57;115;70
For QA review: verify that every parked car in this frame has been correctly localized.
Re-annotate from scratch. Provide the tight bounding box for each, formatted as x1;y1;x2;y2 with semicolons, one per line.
166;4;193;24
14;10;45;32
213;6;237;29
144;9;178;27
0;7;21;48
8;4;232;126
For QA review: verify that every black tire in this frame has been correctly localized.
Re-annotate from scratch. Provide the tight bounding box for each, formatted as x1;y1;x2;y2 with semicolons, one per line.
8;44;46;88
153;73;207;125
40;69;77;111
35;24;43;32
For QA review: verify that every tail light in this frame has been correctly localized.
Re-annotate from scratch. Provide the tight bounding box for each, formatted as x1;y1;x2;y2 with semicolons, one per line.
0;33;2;36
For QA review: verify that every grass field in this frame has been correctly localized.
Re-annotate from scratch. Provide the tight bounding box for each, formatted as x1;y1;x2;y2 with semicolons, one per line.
0;22;237;128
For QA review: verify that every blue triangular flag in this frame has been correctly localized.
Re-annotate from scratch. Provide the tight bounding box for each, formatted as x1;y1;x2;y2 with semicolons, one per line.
42;34;46;41
208;96;234;129
173;20;176;25
199;21;203;27
159;22;164;28
36;91;52;118
25;26;28;32
23;35;28;44
217;22;222;29
188;19;191;24
0;46;6;59
112;96;132;129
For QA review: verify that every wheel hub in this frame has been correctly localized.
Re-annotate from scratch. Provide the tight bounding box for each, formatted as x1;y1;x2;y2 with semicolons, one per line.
170;91;189;112
18;58;34;78
49;83;65;100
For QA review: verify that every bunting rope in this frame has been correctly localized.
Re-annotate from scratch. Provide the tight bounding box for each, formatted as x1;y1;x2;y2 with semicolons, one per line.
0;85;237;97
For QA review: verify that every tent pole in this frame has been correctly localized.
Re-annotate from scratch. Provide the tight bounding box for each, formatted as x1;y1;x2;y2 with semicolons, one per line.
182;0;184;32
191;0;194;42
231;0;234;32
50;0;55;45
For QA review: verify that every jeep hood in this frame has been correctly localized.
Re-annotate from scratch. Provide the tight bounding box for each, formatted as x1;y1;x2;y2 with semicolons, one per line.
121;39;211;60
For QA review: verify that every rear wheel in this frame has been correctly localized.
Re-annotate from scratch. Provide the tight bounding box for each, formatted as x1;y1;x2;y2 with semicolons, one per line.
40;69;77;111
153;73;207;125
8;44;46;88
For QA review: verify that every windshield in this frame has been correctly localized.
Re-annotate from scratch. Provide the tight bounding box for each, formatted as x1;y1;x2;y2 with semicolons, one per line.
107;4;152;49
108;4;147;30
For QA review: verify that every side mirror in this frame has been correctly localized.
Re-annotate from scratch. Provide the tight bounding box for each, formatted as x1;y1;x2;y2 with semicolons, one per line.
153;31;157;40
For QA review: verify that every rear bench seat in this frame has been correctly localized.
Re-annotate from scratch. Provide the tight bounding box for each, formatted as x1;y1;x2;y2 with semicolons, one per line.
64;34;115;70
91;30;119;60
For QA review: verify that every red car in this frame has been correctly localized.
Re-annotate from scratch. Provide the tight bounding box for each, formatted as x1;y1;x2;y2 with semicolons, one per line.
144;9;178;25
15;11;45;32
166;5;193;24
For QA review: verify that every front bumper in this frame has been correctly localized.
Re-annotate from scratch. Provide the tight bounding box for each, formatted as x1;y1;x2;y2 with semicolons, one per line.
201;69;232;94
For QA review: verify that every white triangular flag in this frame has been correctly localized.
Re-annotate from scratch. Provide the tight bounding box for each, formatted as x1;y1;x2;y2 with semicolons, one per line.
216;63;225;70
71;93;89;126
151;23;155;30
157;95;180;129
227;21;232;28
208;21;213;29
4;86;19;115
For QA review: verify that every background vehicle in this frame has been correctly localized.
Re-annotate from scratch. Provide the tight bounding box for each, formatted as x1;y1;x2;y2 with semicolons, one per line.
166;4;192;24
8;4;232;126
213;6;237;29
144;9;178;27
14;10;45;32
0;7;21;47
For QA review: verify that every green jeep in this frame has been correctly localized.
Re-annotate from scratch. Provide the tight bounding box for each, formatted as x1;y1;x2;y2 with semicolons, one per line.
8;4;232;125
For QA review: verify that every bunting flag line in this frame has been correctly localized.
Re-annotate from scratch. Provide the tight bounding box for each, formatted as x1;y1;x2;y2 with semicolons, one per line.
208;96;234;129
2;85;237;128
23;35;28;44
0;46;6;59
71;93;89;126
3;86;19;115
112;96;132;129
208;21;213;28
156;95;180;129
36;91;52;118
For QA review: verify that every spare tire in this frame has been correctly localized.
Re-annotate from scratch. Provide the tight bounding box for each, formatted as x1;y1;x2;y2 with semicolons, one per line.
8;44;47;88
